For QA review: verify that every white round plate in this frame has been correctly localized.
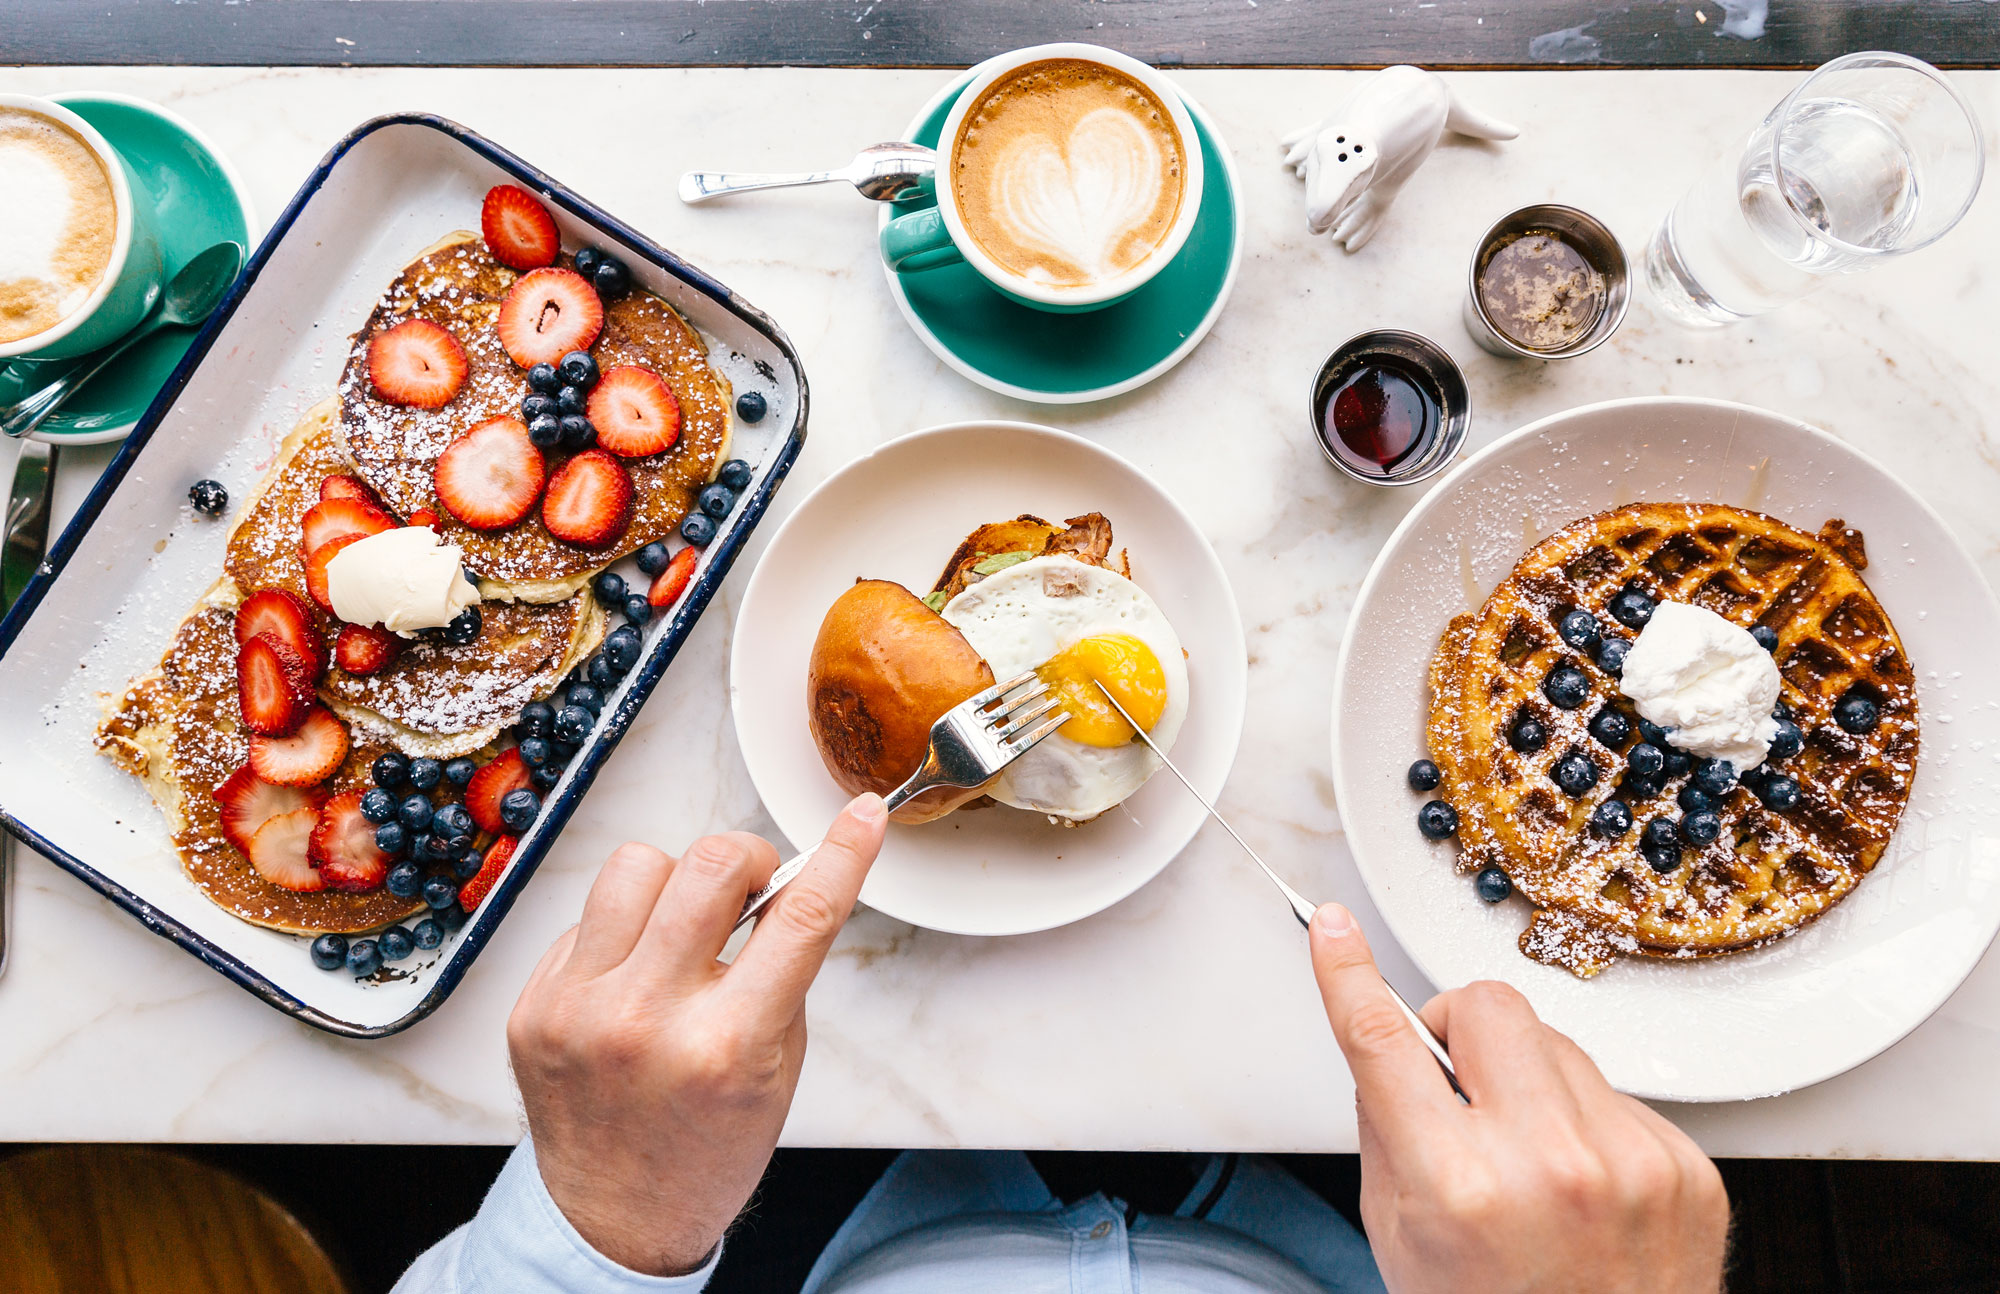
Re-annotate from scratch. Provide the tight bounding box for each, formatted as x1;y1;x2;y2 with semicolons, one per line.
1333;397;2000;1103
732;421;1247;936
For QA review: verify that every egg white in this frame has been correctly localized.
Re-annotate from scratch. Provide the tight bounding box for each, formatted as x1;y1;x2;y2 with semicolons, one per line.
940;555;1188;822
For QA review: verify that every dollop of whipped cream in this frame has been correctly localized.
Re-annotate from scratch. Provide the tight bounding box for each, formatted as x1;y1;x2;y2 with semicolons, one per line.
1618;600;1780;770
324;526;479;634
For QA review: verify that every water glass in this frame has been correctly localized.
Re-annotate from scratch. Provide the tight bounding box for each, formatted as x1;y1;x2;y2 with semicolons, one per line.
1645;51;1984;327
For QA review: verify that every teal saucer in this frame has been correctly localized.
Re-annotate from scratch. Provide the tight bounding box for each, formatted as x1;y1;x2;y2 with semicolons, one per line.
880;74;1242;404
0;94;255;445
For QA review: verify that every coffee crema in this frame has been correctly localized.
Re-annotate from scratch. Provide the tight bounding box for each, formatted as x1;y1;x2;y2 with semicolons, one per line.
950;59;1185;291
0;107;118;346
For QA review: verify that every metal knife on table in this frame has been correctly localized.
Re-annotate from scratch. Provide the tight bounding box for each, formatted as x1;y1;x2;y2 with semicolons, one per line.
0;435;56;979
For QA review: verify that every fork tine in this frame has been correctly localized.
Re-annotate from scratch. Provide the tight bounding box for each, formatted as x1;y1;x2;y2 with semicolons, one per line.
968;670;1038;710
993;696;1063;740
986;679;1051;722
1005;711;1070;756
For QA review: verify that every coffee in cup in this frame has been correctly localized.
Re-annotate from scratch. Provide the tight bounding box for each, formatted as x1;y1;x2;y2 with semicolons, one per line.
949;58;1187;293
0;105;119;347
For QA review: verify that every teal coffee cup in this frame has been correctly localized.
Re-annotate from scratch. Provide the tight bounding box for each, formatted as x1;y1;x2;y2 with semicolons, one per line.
0;94;164;362
880;43;1205;315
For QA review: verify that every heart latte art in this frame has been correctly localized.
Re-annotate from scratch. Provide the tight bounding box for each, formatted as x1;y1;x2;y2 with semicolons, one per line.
952;60;1186;291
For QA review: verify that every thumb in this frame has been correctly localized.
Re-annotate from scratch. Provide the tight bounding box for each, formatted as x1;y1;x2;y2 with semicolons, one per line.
1310;904;1456;1137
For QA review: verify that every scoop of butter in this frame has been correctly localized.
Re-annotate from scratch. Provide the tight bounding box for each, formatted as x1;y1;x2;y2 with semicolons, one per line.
1618;599;1780;770
324;526;480;634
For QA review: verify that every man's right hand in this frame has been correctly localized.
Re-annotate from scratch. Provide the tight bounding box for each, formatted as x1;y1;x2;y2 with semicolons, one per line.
1309;903;1729;1294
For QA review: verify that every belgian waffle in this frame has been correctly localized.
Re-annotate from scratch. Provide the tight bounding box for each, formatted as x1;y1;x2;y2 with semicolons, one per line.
1427;502;1918;977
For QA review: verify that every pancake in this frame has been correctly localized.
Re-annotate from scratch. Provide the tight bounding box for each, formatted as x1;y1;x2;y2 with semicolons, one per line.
337;233;732;601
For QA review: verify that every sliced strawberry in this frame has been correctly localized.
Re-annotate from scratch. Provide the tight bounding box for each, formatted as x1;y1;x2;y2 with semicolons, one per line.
647;544;699;608
334;623;399;675
310;790;393;893
303;532;367;615
246;806;325;892
248;706;348;787
299;496;395;562
318;474;382;508
434;417;546;531
213;764;316;855
587;365;681;458
495;267;603;368
407;508;442;533
237;635;313;736
234;588;326;680
465;749;533;836
541;449;633;550
481;184;560;272
368;318;469;409
459;834;516;911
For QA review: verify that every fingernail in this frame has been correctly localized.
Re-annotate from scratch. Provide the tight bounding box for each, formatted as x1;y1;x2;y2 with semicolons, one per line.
1314;903;1356;936
850;793;886;823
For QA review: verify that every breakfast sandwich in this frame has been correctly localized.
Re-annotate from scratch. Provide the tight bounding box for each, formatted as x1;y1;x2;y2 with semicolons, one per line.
808;514;1188;826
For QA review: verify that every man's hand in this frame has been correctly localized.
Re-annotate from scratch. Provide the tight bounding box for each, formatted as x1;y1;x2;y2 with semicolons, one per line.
1309;903;1728;1294
507;794;888;1277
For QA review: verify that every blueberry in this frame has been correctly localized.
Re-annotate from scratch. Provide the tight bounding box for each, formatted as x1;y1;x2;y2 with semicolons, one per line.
517;700;554;739
558;350;600;389
1553;751;1599;797
1417;799;1459;840
500;787;541;832
554;705;594;743
1689;758;1734;797
373;752;411;788
386;860;423;898
572;247;604;278
593;571;626;607
1474;867;1513;903
445;757;477;788
1773;699;1792;721
1509;715;1547;754
1621;772;1663;802
434;803;475;842
522;393;558;424
442;605;482;647
1557;609;1601;651
557;384;589;417
1739;763;1769;793
309;933;349;971
454;848;486;880
1768;718;1804;761
1682;810;1723;845
1407;759;1441;792
346;939;382;975
1643;817;1680;852
1610;587;1656;630
1677;784;1714;814
407;757;442;791
359;788;397;824
718;459;754;490
567;682;602;714
398;795;434;832
527;361;563;395
412;917;444;950
551;739;581;763
528;414;563;449
518;736;552;769
532;764;562;791
1587;708;1631;749
593;258;631;300
1627;742;1665;777
421;875;459;910
1542;666;1590;710
380;926;415;962
437;902;470;932
734;390;767;423
1590;799;1633;837
1663;749;1692;778
1834;691;1880;735
681;513;717;547
578;654;612;690
602;625;641;672
559;414;596;451
1643;842;1682;874
188;479;229;517
427;833;461;863
1595;637;1631;677
1636;719;1670;749
623;594;653;625
1756;774;1802;811
1750;624;1779;652
635;541;670;575
694;483;734;521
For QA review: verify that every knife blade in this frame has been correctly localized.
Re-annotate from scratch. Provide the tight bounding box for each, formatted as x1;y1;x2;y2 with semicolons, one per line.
0;433;53;980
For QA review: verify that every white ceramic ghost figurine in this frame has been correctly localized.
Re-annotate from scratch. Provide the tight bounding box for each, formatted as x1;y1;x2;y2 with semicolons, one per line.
1282;65;1519;252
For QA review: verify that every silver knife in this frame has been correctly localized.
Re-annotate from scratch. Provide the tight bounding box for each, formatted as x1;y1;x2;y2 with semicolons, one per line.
0;435;55;980
1093;681;1464;1097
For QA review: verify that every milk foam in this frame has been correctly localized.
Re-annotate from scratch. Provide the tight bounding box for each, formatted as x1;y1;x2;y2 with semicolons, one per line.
0;109;117;346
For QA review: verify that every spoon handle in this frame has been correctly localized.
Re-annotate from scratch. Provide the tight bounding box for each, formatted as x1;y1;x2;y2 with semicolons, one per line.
677;168;851;204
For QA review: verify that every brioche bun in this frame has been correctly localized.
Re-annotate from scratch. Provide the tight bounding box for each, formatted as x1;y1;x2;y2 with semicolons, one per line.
807;579;996;824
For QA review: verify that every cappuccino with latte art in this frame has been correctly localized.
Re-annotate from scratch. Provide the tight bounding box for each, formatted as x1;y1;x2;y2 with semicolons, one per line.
950;59;1186;292
0;105;118;346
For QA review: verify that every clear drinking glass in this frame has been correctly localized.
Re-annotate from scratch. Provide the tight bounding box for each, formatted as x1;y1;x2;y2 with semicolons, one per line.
1645;51;1984;327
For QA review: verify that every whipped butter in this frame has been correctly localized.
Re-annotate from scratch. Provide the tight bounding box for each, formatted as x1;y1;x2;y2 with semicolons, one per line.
324;526;479;633
1618;600;1780;770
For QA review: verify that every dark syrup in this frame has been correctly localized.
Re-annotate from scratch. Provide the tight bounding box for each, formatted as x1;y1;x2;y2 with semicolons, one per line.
1315;355;1442;476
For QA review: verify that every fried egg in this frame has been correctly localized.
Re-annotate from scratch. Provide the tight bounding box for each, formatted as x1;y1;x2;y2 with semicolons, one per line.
940;555;1188;822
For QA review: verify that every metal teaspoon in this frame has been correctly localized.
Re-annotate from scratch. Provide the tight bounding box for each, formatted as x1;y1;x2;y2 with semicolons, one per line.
678;142;936;205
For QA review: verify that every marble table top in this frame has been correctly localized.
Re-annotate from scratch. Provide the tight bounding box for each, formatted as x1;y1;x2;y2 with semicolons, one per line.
3;67;1997;1155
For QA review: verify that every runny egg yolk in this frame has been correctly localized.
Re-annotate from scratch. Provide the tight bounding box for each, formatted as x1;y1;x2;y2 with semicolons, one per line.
1035;633;1167;747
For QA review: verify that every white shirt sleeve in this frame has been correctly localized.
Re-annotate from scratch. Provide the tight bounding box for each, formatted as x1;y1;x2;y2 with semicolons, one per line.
392;1136;722;1294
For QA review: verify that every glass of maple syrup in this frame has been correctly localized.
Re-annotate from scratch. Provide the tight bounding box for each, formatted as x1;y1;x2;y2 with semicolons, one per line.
1308;330;1469;486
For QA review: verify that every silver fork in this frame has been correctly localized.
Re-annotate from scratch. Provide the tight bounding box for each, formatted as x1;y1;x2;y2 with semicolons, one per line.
736;671;1067;929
